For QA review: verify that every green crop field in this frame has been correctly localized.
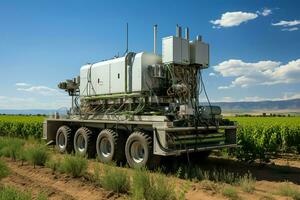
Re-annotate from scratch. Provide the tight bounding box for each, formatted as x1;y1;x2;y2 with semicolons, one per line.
0;115;299;162
0;115;44;139
226;117;300;162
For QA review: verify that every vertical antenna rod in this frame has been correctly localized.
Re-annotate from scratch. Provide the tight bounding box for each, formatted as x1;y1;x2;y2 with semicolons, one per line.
153;24;157;54
125;23;128;54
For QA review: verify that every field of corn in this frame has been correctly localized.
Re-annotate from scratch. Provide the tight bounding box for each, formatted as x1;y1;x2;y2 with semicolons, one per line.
1;115;300;200
0;115;299;163
227;116;300;162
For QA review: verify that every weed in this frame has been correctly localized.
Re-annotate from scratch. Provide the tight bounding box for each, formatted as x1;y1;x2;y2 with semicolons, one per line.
0;137;24;160
238;173;256;193
131;168;176;200
222;185;240;200
45;158;61;173
0;186;31;200
277;182;300;200
25;145;49;168
0;160;10;180
100;165;129;194
61;154;88;177
200;180;221;194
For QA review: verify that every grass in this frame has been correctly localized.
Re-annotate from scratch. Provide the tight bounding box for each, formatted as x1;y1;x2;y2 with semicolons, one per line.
0;186;31;200
0;160;10;181
0;137;24;160
131;168;176;200
25;145;49;168
238;173;256;193
277;182;300;200
60;154;88;177
45;157;61;173
0;186;47;200
99;164;130;194
222;185;240;200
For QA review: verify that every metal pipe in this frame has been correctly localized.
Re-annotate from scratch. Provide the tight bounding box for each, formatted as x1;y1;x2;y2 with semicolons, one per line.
176;25;182;38
125;23;129;54
196;35;202;41
185;27;189;41
153;24;157;54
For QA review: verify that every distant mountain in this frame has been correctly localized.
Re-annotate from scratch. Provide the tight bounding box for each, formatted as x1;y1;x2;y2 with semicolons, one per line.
210;98;300;113
0;98;300;115
0;109;67;115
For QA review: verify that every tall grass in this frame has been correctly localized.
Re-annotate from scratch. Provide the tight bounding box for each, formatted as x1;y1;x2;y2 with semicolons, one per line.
277;182;300;200
0;160;10;180
0;186;31;200
99;164;130;194
24;145;49;168
131;168;176;200
0;137;24;160
60;154;88;177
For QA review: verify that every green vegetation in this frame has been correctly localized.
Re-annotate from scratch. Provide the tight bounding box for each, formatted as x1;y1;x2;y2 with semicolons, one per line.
99;164;130;194
238;173;256;193
131;169;176;200
222;186;240;200
0;186;31;200
0;186;47;200
25;145;49;167
46;158;61;173
0;137;24;160
227;116;300;162
60;154;88;177
277;182;300;200
0;160;10;180
0;115;44;138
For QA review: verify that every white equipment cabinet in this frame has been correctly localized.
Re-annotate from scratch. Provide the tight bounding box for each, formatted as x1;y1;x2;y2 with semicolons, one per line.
162;36;190;65
80;52;161;96
190;39;209;68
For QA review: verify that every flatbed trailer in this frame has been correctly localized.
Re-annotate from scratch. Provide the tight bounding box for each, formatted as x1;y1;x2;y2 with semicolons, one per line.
43;114;237;168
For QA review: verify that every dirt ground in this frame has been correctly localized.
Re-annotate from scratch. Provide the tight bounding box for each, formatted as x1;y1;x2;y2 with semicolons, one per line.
1;155;300;200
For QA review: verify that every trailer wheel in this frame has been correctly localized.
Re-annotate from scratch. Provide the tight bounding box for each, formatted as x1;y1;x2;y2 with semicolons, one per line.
125;131;160;169
56;125;73;153
96;129;126;164
74;127;95;157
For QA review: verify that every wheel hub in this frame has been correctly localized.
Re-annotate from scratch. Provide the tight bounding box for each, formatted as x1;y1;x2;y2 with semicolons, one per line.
58;132;66;149
131;141;145;163
100;138;112;158
76;134;86;152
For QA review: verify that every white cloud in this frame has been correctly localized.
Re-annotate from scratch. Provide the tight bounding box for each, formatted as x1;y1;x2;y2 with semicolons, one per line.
210;11;258;28
209;72;217;76
0;95;70;110
257;8;272;16
272;20;300;31
261;8;272;16
17;85;63;96
15;83;31;87
272;20;300;27
214;58;300;89
282;27;299;32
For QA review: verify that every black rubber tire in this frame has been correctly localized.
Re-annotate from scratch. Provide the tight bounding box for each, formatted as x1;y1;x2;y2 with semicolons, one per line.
55;125;73;153
125;131;160;169
73;127;95;158
96;129;126;164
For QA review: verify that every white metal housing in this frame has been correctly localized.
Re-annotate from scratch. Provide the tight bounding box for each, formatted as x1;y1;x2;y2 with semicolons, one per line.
80;52;161;96
162;36;190;65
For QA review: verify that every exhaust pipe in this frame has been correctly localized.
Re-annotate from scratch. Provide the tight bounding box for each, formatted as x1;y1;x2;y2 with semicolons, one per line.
176;24;182;38
153;24;157;54
185;27;189;41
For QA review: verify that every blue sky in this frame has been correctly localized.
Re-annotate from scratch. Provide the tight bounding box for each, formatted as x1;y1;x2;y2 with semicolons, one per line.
0;0;299;109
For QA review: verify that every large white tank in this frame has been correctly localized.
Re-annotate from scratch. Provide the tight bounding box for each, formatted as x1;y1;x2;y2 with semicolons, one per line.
80;52;161;96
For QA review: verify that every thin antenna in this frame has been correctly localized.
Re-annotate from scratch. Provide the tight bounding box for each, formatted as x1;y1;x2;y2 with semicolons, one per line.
125;23;128;55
